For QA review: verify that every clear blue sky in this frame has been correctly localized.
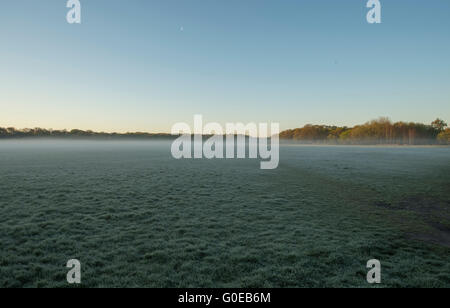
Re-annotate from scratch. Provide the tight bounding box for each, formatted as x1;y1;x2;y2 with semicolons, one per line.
1;0;449;132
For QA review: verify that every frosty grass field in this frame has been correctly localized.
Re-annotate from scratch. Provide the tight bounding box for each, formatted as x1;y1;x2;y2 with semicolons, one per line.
0;140;449;287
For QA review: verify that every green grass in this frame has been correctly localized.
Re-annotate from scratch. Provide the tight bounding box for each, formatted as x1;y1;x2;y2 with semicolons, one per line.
0;141;449;287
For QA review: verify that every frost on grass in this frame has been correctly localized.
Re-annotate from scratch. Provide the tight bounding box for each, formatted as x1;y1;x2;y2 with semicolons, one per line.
0;141;449;287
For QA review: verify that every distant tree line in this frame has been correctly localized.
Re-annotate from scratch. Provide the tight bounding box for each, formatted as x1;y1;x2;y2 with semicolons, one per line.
0;127;174;140
280;118;450;145
1;118;449;145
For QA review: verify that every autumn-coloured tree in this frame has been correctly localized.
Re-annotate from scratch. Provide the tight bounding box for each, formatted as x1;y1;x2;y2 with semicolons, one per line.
431;118;448;133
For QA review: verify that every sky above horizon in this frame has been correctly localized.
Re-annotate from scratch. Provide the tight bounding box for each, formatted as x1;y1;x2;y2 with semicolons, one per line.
1;0;449;133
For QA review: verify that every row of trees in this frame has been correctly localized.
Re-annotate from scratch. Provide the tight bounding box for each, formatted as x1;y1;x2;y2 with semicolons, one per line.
0;127;173;139
1;118;449;144
279;118;450;145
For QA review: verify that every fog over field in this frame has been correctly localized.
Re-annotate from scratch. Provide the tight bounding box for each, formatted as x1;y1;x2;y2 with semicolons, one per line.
0;140;449;287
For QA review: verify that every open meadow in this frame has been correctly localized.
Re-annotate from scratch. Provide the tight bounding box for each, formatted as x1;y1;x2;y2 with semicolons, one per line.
0;140;449;287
